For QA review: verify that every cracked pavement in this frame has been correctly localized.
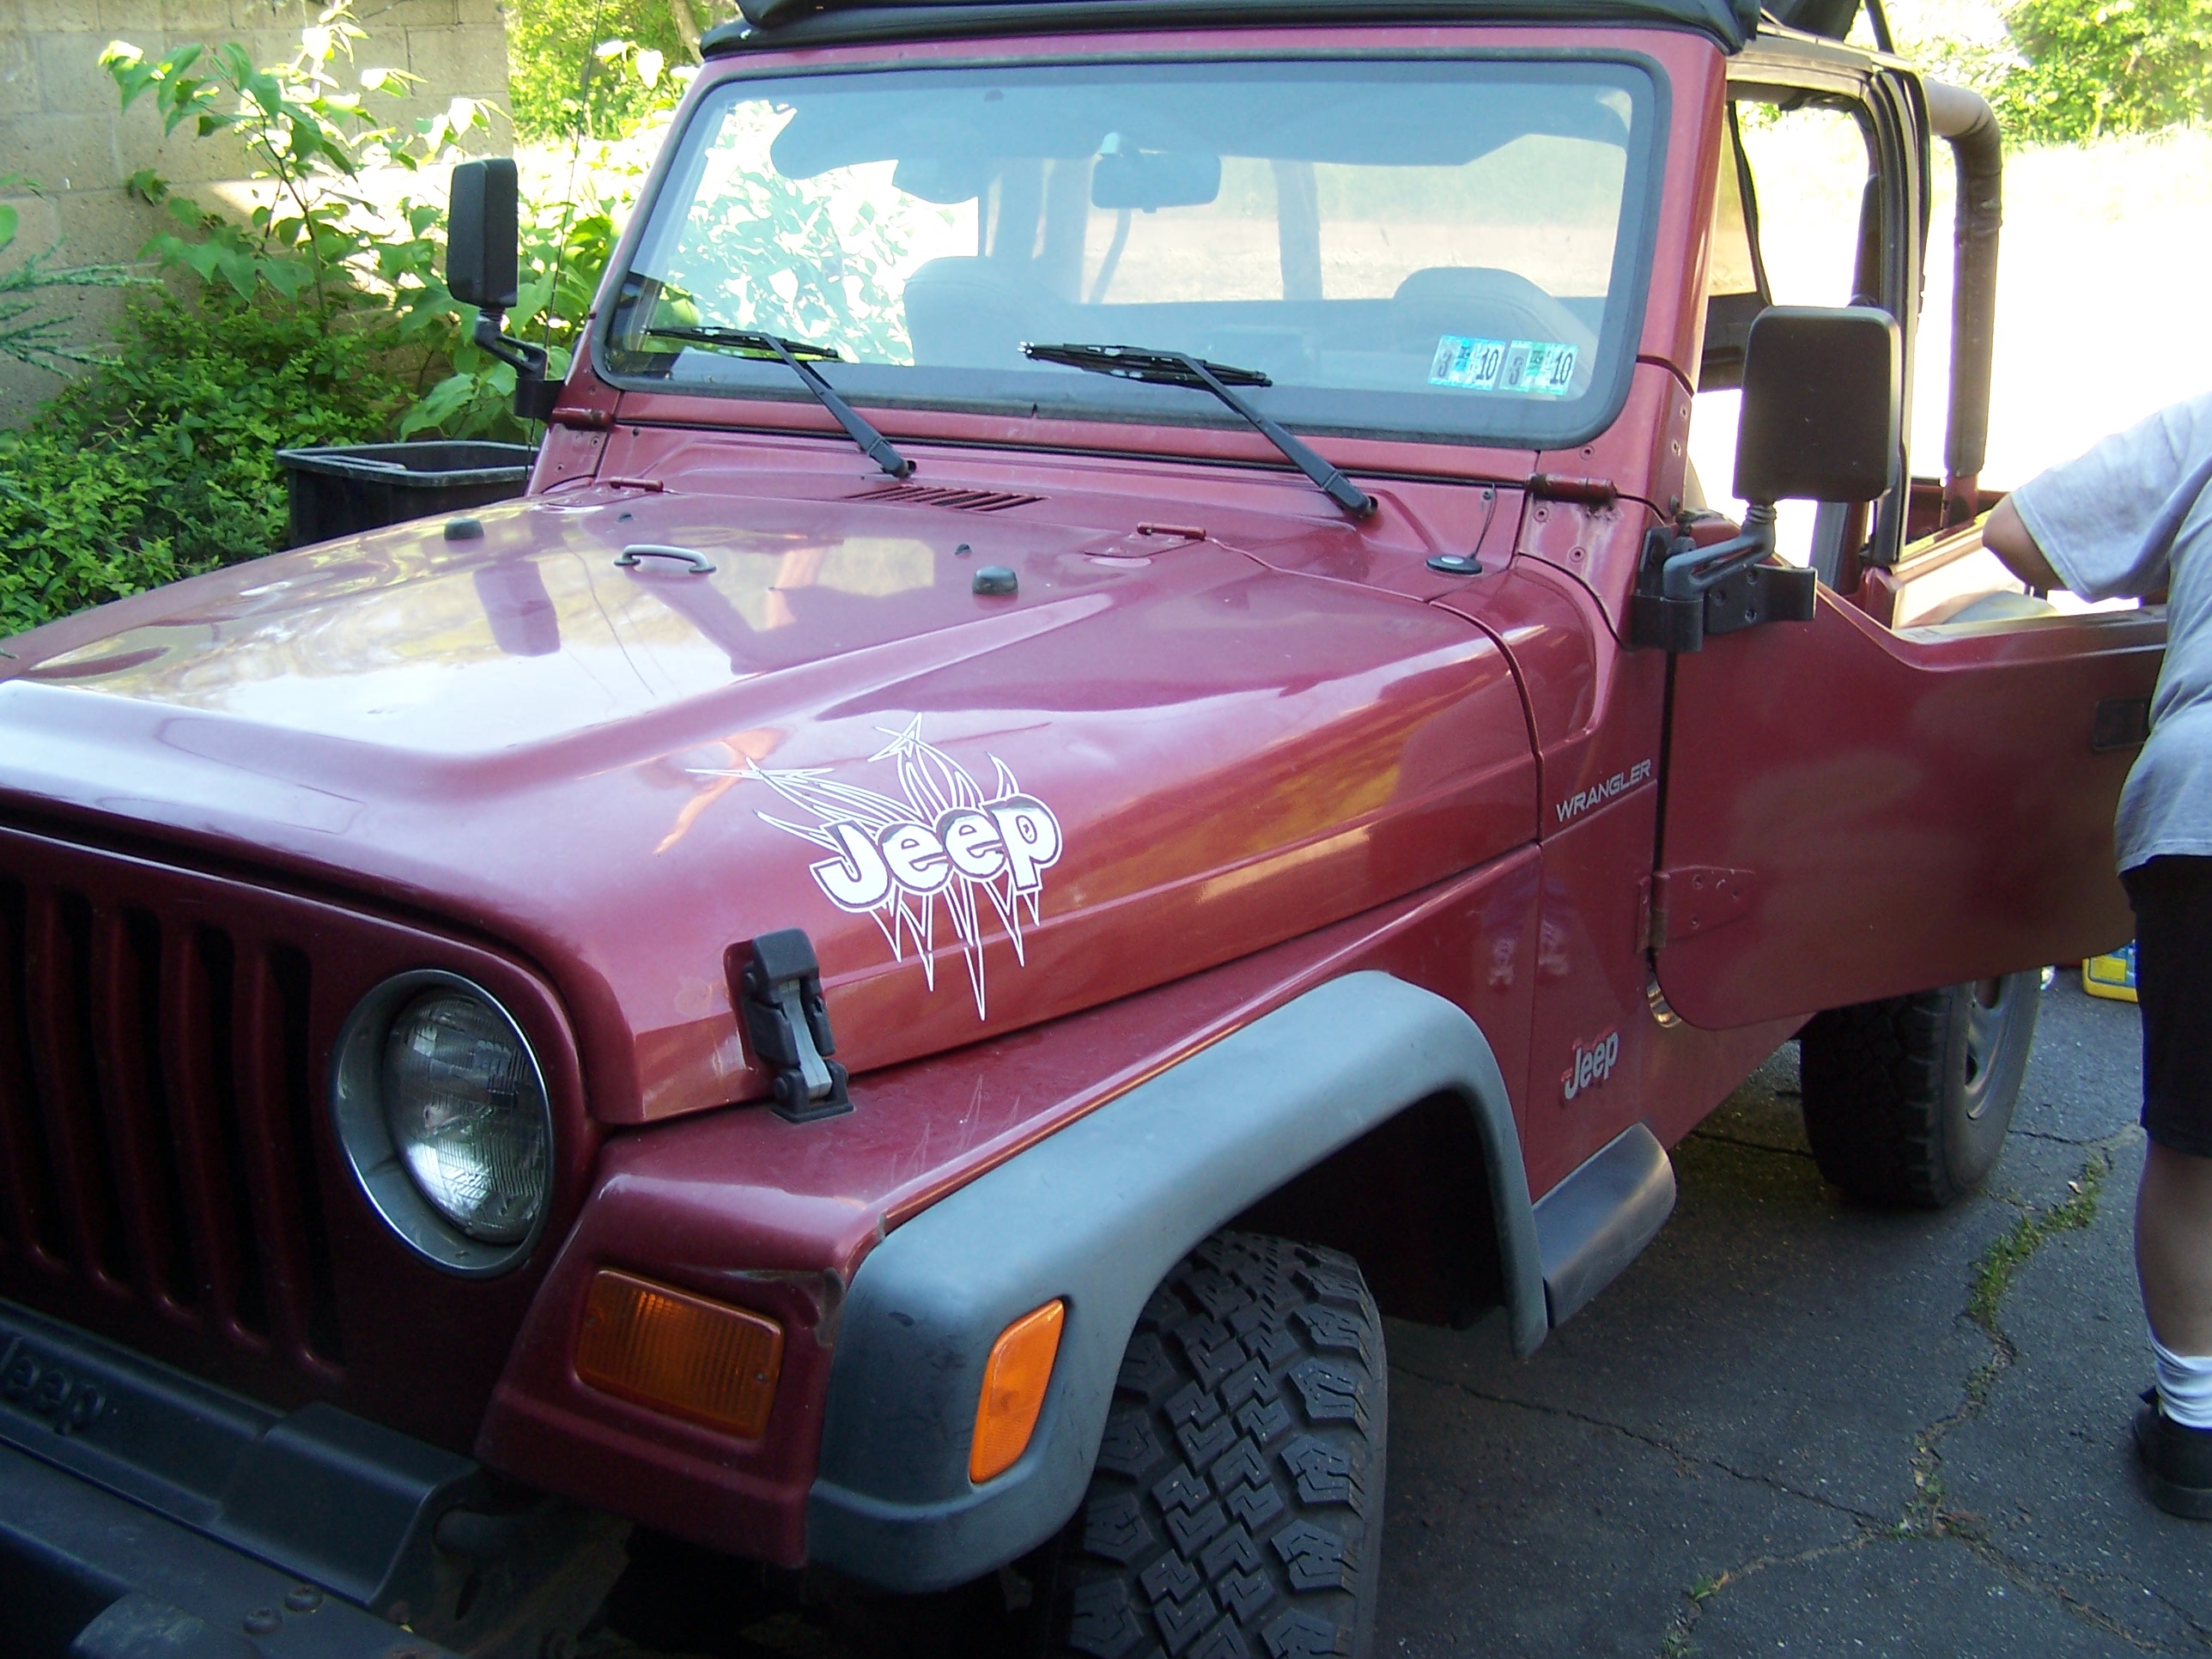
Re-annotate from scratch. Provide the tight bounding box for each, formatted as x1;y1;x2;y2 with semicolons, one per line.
1376;976;2183;1658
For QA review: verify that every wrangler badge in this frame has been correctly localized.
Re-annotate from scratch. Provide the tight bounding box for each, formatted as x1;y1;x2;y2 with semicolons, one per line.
733;719;1062;1018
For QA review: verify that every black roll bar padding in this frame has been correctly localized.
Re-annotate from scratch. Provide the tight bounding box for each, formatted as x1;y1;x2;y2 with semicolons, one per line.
1923;80;2002;515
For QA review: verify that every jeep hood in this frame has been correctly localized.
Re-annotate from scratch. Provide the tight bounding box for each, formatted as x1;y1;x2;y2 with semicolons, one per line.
0;480;1536;1122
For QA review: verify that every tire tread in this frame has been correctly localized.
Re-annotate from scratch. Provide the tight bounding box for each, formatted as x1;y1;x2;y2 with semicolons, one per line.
1051;1233;1383;1659
1800;975;2039;1208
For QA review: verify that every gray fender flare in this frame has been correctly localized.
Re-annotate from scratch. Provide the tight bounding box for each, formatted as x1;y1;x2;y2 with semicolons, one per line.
804;970;1544;1592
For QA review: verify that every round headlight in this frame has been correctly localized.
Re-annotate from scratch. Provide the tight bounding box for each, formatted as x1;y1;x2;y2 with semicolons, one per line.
331;971;554;1276
382;988;549;1244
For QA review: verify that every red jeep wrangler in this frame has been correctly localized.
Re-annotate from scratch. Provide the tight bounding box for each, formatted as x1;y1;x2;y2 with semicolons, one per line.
0;0;2166;1652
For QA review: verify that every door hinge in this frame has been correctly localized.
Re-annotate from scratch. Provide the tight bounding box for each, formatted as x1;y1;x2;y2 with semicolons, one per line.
1647;866;1756;950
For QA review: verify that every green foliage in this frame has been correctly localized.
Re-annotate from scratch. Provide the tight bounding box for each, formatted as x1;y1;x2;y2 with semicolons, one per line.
0;289;407;635
507;0;705;142
1966;1152;2109;1328
101;16;488;317
1990;0;2212;142
0;177;150;374
103;4;668;442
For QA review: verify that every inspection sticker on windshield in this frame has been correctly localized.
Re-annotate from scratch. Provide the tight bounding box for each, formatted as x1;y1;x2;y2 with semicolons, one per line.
1430;335;1508;390
1503;340;1579;396
1431;336;1579;396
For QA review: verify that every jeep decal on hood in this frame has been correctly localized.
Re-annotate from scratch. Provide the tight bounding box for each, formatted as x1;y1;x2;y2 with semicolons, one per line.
721;718;1063;1018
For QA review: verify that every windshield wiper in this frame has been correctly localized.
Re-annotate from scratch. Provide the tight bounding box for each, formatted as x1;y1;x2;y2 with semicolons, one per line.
650;326;913;478
1022;343;1374;518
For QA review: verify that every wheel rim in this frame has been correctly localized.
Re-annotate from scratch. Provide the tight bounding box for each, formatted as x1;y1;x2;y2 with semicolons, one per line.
1962;975;2011;1121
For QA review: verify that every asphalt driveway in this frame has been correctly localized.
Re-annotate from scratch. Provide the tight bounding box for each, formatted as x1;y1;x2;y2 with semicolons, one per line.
1378;975;2185;1658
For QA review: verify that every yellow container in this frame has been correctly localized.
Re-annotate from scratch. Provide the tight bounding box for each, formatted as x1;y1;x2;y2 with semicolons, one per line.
2083;942;2138;1003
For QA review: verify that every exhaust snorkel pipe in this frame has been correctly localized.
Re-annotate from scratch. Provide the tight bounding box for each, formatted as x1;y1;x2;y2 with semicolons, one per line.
1923;80;2003;529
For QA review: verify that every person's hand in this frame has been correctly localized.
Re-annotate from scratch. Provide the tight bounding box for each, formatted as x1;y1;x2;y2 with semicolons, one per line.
1983;495;2067;594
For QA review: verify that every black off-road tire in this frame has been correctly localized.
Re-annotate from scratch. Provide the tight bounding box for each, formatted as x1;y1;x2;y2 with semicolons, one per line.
1799;969;2043;1208
1047;1231;1387;1659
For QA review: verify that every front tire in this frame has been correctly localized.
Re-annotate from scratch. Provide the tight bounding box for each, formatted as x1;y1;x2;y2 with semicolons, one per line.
1800;970;2043;1207
1048;1231;1387;1659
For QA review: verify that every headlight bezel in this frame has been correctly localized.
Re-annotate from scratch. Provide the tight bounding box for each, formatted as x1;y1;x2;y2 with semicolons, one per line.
331;968;555;1277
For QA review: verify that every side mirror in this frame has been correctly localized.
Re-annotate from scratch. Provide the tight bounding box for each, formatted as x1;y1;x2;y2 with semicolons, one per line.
1091;143;1221;212
447;158;556;422
1631;304;1898;653
447;158;520;312
1733;305;1901;507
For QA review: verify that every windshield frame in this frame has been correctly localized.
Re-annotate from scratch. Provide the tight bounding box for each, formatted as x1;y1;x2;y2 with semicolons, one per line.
593;45;1672;454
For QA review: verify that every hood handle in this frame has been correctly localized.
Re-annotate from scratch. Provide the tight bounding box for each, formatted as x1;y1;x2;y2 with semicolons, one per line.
617;544;717;576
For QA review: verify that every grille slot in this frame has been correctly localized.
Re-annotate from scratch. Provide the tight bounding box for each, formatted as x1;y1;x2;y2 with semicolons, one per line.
124;908;198;1311
61;892;131;1287
0;873;339;1374
847;483;1043;513
0;878;66;1263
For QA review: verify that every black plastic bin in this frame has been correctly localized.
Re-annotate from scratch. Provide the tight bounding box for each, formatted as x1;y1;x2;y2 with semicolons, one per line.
275;441;537;546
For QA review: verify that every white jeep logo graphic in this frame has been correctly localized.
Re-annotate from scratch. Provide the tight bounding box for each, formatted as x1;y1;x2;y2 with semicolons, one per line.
726;719;1062;1019
1562;1029;1621;1102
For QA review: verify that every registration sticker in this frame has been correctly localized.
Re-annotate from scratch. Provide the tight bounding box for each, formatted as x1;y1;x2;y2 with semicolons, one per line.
1503;340;1579;397
1430;335;1507;390
1430;335;1580;396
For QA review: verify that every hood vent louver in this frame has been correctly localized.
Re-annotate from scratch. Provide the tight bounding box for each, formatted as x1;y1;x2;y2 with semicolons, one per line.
848;483;1042;514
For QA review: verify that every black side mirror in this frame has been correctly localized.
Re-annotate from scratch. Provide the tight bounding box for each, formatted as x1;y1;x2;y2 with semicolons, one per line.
448;158;520;312
1630;304;1899;653
1734;305;1901;507
447;158;555;422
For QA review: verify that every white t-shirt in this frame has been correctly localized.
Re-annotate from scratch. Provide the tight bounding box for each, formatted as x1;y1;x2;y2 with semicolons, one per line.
2011;392;2212;872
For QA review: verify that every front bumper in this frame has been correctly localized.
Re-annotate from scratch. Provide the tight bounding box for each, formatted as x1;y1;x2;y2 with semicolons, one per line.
0;1440;460;1659
0;1301;471;1659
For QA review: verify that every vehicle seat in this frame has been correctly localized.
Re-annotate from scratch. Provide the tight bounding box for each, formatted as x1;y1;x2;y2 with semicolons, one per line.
1898;587;2061;640
904;257;1066;369
1927;588;2057;625
1392;266;1597;365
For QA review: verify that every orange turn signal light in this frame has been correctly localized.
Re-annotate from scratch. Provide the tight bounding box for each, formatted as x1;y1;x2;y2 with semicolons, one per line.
970;1298;1066;1483
575;1269;785;1439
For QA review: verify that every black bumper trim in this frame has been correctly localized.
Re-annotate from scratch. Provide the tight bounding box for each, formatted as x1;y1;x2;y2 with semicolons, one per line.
0;1437;460;1659
0;1300;479;1651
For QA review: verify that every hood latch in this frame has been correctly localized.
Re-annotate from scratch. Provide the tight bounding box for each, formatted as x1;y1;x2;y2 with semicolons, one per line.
732;929;852;1122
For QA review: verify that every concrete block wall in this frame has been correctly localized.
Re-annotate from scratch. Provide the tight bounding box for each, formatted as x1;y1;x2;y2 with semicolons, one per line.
0;0;511;426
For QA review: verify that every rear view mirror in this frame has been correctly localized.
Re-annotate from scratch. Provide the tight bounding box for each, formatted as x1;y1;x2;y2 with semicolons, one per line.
1734;306;1901;506
448;158;520;311
1091;143;1221;212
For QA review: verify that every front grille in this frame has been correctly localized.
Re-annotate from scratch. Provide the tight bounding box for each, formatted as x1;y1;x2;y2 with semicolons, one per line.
0;874;342;1376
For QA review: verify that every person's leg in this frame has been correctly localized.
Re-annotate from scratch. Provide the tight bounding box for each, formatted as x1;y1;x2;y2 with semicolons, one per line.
2127;855;2212;1515
2138;1143;2212;1355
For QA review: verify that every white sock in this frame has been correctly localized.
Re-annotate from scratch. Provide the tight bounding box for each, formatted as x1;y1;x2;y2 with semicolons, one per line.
2153;1335;2212;1429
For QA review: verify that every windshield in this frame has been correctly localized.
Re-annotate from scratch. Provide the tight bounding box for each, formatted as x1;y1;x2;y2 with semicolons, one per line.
605;57;1662;449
